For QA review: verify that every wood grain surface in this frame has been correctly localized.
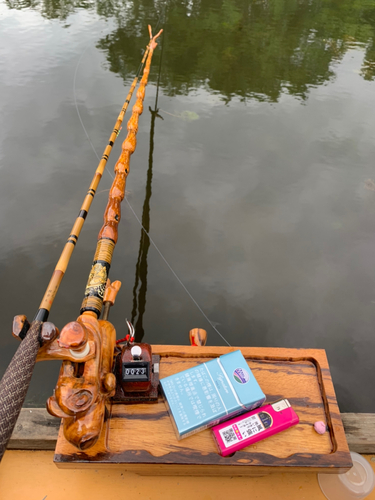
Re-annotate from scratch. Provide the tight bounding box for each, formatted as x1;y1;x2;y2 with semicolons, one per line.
8;409;373;454
342;413;375;454
53;346;352;475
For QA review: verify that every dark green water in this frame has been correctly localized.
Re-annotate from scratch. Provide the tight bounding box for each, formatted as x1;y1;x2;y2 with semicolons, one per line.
1;0;375;412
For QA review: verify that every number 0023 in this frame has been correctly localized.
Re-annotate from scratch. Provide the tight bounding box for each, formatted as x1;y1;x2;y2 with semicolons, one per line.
125;368;146;375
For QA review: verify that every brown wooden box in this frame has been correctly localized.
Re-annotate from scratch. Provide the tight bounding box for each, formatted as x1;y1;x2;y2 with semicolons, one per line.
54;346;352;476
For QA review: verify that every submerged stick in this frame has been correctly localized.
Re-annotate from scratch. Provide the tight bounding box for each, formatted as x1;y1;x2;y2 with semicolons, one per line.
0;31;157;462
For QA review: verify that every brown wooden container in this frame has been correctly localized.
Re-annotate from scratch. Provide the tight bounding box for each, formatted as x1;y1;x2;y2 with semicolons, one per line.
54;345;352;476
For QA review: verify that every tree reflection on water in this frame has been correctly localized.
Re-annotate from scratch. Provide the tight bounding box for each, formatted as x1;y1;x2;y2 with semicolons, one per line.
5;0;375;102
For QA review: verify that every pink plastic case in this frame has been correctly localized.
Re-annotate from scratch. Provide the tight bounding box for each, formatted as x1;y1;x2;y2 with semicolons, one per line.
212;399;299;456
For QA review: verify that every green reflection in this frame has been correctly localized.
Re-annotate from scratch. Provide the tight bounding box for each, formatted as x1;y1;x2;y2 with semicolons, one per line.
5;0;375;99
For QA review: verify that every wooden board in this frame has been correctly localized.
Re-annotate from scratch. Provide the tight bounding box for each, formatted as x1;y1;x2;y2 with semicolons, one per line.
342;413;375;454
8;409;374;453
54;346;352;475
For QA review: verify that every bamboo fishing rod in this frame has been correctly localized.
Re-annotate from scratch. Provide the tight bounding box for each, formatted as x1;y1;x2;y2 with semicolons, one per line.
39;40;152;321
80;28;162;320
0;27;160;461
42;29;162;450
131;40;164;342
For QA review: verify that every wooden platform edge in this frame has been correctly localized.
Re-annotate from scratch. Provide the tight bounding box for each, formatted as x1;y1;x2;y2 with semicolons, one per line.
341;413;375;454
8;408;60;450
7;408;375;454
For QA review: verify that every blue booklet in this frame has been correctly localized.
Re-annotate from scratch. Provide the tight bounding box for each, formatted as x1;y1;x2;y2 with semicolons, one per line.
160;350;266;439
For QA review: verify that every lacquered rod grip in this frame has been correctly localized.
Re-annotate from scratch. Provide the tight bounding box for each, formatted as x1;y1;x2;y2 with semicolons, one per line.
0;320;42;461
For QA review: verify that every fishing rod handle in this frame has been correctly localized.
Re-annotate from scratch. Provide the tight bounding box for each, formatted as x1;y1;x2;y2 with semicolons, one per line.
0;320;42;462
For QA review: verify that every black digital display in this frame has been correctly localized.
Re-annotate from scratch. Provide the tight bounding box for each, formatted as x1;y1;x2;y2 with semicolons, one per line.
122;361;150;382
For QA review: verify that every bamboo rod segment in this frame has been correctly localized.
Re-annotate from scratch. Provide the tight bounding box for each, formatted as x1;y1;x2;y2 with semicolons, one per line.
80;27;163;318
38;46;151;314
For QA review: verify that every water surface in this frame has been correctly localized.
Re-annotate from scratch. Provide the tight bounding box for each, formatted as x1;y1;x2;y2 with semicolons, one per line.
1;0;375;411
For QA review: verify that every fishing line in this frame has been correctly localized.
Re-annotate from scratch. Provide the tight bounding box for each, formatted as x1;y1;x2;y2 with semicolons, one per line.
73;32;231;347
125;199;231;346
73;42;147;164
73;43;98;159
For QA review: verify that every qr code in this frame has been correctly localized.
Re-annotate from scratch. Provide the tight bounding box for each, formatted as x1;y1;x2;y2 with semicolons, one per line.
222;428;237;444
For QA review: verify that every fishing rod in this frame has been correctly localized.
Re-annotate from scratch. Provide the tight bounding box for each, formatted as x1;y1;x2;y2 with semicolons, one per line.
131;29;165;342
79;27;161;320
0;27;160;461
40;37;153;321
43;27;163;450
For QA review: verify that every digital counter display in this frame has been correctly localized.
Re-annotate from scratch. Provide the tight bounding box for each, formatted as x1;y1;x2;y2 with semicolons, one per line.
122;362;150;382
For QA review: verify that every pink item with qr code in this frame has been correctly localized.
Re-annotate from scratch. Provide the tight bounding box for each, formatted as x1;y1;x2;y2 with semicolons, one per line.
212;399;299;457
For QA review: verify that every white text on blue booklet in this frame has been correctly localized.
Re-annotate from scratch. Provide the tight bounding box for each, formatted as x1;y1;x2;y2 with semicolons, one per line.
160;350;266;439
